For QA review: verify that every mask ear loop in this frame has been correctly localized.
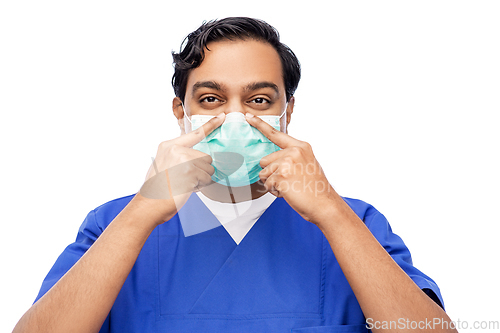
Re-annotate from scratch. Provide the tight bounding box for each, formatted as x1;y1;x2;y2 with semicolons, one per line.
279;103;288;119
279;102;288;133
181;103;193;133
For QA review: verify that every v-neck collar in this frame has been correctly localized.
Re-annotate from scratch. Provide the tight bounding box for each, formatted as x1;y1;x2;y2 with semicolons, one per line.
195;191;276;244
177;192;277;239
157;194;326;317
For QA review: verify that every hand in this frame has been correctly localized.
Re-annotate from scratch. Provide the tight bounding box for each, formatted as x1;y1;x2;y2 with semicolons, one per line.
245;113;336;225
137;113;226;225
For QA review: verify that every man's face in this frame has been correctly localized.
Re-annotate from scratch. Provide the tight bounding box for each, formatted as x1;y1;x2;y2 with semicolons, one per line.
174;39;293;133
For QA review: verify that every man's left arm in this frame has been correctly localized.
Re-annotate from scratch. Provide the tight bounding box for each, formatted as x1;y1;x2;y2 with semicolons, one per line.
246;112;457;333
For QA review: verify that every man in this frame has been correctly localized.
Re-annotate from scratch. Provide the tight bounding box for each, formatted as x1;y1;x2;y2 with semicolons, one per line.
14;17;457;332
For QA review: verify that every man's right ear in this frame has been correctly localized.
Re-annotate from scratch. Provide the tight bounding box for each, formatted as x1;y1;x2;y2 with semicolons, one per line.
172;97;186;133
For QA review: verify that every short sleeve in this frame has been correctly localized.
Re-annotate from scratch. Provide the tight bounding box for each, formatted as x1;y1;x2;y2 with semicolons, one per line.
364;209;445;309
33;209;102;303
31;195;134;332
32;209;111;332
33;194;134;305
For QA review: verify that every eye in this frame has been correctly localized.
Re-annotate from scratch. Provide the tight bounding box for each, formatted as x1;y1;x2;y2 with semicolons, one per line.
201;96;221;103
249;97;270;104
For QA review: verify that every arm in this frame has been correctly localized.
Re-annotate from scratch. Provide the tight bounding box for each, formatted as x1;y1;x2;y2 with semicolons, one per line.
13;195;164;333
13;114;225;333
247;113;457;333
318;193;454;332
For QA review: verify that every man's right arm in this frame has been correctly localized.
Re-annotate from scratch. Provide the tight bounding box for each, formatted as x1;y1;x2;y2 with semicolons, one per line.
13;194;170;333
13;114;225;333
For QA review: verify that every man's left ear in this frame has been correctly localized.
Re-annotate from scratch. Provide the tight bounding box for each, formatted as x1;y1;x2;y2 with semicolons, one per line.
285;96;295;134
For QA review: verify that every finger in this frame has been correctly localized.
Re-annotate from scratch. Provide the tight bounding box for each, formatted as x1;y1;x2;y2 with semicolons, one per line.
167;160;214;196
162;143;212;162
267;187;280;198
190;164;214;189
245;113;301;149
150;144;211;180
259;160;280;183
263;175;283;198
175;112;226;148
259;154;295;184
192;155;215;176
259;149;289;168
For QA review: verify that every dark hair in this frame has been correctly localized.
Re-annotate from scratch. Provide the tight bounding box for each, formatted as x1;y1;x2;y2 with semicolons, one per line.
172;17;301;103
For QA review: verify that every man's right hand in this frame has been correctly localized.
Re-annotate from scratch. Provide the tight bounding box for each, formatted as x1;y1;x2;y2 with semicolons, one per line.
9;113;228;333
135;112;225;226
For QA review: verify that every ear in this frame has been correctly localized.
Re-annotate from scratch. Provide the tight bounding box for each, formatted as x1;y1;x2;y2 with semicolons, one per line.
285;96;295;134
172;97;186;134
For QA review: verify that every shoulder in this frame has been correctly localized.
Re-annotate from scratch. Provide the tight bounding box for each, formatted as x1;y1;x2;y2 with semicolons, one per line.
90;193;136;229
341;196;383;222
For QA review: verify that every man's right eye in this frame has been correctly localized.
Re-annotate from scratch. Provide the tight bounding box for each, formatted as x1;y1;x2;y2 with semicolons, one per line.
201;96;220;103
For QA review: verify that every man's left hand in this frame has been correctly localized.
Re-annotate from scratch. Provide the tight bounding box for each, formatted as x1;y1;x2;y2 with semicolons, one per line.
245;112;337;225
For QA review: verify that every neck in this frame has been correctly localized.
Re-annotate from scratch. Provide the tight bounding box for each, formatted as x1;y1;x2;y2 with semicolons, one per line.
199;181;268;203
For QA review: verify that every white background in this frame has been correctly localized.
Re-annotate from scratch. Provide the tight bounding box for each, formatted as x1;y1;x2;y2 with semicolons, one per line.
1;1;499;331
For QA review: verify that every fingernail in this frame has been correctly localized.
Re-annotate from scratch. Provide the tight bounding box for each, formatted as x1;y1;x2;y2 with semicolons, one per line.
217;113;225;119
245;113;254;119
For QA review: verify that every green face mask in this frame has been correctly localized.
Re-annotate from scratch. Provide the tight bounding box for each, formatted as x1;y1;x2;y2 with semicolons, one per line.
190;112;282;187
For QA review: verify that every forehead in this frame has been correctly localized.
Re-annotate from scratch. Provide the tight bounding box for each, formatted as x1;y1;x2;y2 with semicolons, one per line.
185;39;284;95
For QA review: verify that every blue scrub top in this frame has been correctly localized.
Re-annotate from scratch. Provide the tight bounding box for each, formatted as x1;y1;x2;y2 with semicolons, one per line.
34;194;444;333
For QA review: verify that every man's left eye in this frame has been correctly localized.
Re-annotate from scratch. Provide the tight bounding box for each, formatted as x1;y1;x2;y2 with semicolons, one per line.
251;98;269;104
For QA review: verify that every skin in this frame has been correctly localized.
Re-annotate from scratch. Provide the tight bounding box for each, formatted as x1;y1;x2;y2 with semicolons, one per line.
248;113;457;332
13;39;457;333
12;115;226;333
172;39;294;203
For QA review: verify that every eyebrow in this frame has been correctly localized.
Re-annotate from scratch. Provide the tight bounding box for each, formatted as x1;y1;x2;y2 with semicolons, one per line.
191;80;280;97
243;82;279;95
192;81;224;96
